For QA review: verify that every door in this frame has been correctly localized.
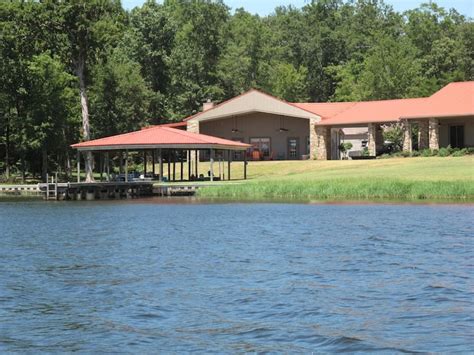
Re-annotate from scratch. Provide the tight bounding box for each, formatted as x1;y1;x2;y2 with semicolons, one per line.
287;138;299;160
449;125;464;148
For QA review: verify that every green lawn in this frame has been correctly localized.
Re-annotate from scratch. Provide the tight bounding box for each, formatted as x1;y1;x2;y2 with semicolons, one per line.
198;156;474;202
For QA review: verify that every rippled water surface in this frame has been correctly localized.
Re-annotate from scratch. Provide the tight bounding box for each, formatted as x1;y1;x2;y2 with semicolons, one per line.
1;200;473;352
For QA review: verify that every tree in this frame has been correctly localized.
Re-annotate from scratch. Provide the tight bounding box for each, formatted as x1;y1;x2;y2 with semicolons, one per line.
269;63;309;102
55;0;125;182
332;35;423;101
90;49;152;138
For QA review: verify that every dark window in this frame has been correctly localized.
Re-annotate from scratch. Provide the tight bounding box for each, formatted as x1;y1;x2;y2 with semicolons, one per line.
449;126;464;148
288;138;299;160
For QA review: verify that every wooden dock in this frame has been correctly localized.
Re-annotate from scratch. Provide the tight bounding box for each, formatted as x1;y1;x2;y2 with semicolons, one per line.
2;180;225;201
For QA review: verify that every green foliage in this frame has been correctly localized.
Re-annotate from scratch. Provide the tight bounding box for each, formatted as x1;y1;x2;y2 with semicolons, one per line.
0;0;472;179
438;147;451;157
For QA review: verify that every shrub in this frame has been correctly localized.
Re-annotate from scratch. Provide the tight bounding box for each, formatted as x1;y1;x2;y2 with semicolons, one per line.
380;153;391;159
467;147;474;155
432;149;439;156
452;148;468;157
362;147;370;156
421;148;433;157
446;145;455;155
411;150;421;157
401;150;411;157
438;147;450;157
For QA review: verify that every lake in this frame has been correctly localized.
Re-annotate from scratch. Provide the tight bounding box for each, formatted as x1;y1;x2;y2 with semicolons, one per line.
0;199;473;352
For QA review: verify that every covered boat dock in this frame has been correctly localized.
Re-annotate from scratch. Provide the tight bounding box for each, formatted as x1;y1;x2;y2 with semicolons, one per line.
71;126;251;183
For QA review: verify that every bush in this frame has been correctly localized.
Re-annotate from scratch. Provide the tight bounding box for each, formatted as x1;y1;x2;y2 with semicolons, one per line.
411;150;421;157
380;153;391;159
452;148;468;157
467;147;474;155
362;147;370;156
432;149;439;156
401;150;411;157
421;148;433;157
438;147;450;157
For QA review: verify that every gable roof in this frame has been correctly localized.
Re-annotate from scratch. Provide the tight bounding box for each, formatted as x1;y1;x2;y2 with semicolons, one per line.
71;126;251;151
185;89;321;123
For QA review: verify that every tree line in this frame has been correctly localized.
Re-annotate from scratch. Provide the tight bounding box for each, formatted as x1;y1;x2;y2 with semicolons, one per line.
0;0;472;182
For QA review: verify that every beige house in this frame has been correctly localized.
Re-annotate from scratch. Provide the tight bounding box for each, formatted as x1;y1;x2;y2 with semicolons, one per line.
184;82;474;160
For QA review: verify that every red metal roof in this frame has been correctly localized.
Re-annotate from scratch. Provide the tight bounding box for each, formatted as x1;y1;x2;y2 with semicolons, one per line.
72;126;251;150
293;102;356;119
314;81;474;126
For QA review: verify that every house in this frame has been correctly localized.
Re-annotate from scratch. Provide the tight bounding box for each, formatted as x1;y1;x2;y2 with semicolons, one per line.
180;81;474;160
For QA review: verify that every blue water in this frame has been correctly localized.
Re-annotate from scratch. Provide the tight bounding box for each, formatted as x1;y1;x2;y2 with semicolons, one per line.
0;200;473;353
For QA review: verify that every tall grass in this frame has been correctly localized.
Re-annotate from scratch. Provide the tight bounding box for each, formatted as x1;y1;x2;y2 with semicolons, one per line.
198;178;474;202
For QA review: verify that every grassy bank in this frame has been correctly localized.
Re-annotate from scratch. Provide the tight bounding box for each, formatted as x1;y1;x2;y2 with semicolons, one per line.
198;156;474;202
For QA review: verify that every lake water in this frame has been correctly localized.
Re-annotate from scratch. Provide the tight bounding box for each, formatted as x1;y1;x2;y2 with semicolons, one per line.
1;199;473;353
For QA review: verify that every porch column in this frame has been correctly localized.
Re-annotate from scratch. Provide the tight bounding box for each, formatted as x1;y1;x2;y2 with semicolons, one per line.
402;120;412;152
309;118;318;160
368;123;377;156
429;118;439;150
315;126;330;160
418;120;429;150
376;124;384;154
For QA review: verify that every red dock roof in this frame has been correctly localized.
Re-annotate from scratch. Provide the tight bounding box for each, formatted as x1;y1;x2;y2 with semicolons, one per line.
71;126;251;151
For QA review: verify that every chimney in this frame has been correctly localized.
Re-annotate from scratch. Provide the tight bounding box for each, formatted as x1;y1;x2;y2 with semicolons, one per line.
203;98;215;112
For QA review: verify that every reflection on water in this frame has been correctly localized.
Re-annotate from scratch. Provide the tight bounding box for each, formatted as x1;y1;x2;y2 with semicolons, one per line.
0;200;473;352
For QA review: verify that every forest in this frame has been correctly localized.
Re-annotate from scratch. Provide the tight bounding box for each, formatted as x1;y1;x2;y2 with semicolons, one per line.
0;0;472;181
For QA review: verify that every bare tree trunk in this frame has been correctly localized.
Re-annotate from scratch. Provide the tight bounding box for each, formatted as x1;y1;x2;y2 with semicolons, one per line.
76;58;93;182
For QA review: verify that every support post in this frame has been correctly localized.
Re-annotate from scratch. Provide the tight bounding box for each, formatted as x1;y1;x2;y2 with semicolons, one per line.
228;150;231;181
159;148;163;182
125;150;129;182
119;150;123;174
195;150;198;177
144;150;147;176
188;150;191;181
210;149;214;182
172;150;176;182
180;151;184;181
244;152;247;180
167;151;171;181
152;150;156;177
77;151;80;183
106;151;110;182
100;152;103;182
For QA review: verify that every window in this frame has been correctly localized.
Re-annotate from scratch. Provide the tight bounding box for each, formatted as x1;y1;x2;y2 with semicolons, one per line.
288;138;299;159
250;138;271;157
450;125;464;148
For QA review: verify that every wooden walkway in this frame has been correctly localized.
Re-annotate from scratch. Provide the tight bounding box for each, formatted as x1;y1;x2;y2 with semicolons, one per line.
2;180;232;200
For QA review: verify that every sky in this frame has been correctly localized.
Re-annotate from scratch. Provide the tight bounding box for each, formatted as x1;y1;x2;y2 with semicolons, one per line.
121;0;474;17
